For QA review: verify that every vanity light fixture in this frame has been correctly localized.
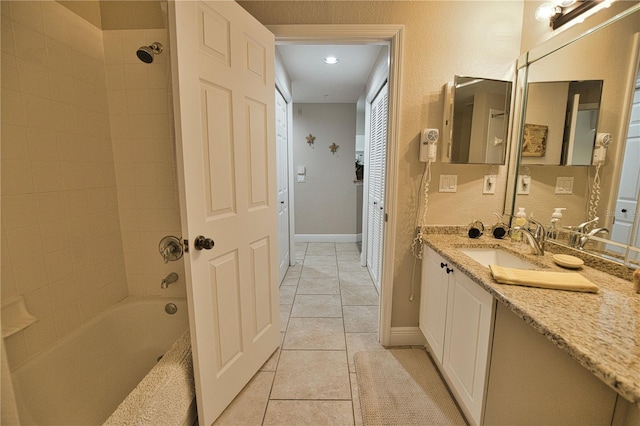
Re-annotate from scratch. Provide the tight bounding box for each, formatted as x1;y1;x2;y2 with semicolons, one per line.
535;0;612;30
323;56;339;64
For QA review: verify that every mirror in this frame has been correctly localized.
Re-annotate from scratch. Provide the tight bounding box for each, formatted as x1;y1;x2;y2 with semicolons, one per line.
442;76;512;164
511;5;640;267
522;80;603;166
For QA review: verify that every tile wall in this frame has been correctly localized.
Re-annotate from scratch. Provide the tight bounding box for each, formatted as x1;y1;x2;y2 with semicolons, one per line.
1;1;184;369
103;29;185;298
1;1;127;367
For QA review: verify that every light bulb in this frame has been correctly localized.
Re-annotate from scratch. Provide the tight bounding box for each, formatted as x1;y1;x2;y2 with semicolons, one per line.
535;2;561;22
323;56;339;65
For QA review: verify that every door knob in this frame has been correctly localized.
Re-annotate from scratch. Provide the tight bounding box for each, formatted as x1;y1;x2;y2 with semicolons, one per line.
194;235;215;250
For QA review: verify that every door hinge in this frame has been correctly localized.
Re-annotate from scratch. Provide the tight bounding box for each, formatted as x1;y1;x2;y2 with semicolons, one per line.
385;213;388;222
183;239;189;253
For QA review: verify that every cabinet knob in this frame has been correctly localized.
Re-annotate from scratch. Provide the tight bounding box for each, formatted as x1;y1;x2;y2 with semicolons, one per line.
446;267;454;274
440;262;447;269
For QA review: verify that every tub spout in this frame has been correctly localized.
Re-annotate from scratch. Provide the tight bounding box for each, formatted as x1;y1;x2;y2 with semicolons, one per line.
161;272;179;289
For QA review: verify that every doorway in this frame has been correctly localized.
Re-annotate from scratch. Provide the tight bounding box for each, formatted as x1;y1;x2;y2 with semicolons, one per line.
270;24;403;345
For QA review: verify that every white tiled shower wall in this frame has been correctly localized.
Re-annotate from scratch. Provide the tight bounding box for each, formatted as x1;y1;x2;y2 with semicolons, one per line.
1;1;184;369
103;29;185;297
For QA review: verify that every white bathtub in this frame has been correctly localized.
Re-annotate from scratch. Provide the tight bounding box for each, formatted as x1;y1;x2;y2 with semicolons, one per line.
10;297;190;426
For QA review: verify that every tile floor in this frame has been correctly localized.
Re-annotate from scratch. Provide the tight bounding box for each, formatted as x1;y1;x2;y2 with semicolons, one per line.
213;242;385;425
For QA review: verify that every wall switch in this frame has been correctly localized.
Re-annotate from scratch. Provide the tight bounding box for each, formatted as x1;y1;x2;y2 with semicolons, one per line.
297;175;305;183
517;175;531;195
439;174;457;193
555;176;574;194
483;175;496;194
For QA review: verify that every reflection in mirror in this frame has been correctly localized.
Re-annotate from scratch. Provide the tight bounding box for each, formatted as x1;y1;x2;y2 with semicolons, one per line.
510;5;640;268
449;76;512;164
522;80;603;166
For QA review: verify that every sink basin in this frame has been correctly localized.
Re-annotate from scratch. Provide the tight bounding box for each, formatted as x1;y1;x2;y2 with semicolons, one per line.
458;248;539;270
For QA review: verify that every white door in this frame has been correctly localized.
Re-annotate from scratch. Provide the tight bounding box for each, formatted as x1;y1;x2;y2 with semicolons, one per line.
276;88;290;283
170;2;280;424
610;74;640;256
366;83;388;290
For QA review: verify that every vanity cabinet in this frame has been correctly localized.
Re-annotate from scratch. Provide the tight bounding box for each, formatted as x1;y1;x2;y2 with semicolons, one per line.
419;247;451;364
419;248;495;425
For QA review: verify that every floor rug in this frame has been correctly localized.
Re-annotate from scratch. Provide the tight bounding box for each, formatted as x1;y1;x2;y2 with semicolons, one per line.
354;349;466;425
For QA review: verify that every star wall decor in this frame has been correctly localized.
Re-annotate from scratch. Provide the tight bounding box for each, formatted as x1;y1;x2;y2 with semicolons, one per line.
329;143;339;154
305;133;315;146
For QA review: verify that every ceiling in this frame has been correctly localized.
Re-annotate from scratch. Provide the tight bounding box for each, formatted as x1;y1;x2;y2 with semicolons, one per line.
276;44;385;103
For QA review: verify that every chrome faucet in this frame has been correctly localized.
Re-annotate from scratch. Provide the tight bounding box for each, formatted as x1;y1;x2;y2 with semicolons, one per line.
569;217;599;247
578;228;609;250
161;272;179;289
513;218;546;255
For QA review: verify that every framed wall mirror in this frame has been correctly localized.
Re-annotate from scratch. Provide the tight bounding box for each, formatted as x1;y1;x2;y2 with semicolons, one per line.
509;4;640;267
442;76;512;165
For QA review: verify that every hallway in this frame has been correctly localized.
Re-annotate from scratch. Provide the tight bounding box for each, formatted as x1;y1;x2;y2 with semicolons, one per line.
213;242;382;425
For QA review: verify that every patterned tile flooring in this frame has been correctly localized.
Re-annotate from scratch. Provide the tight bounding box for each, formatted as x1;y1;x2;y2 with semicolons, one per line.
213;242;383;425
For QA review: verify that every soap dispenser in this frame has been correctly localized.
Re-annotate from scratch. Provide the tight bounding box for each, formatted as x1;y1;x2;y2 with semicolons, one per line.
548;208;566;239
512;207;527;242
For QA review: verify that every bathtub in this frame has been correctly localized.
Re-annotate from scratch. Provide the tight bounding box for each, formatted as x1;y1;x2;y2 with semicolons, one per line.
10;297;192;426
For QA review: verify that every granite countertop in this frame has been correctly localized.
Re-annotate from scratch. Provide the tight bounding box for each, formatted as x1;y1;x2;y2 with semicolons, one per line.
421;231;640;407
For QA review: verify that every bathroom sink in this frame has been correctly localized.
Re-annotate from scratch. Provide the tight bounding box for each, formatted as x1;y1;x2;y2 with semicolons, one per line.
458;248;539;270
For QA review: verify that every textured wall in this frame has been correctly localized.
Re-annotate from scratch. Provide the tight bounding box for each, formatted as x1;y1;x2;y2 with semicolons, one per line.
238;1;524;327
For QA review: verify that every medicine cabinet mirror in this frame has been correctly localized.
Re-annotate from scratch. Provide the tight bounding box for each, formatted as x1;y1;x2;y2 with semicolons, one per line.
522;79;603;166
509;4;640;267
442;76;512;165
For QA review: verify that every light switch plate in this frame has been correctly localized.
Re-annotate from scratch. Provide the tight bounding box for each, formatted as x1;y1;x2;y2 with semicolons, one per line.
517;175;530;195
439;174;457;193
483;175;496;195
297;175;305;183
555;176;574;194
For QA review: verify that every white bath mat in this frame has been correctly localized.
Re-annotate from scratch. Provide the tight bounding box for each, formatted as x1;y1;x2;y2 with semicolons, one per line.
354;349;466;425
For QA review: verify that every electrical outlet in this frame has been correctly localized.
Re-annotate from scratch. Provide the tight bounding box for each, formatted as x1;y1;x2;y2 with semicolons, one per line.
439;174;457;193
517;175;531;195
483;175;496;194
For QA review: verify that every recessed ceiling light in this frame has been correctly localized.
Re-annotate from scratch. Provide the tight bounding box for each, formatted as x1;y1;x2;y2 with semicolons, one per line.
323;56;339;65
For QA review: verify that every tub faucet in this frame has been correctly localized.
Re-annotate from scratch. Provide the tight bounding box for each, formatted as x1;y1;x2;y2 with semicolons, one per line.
578;228;609;250
161;272;179;289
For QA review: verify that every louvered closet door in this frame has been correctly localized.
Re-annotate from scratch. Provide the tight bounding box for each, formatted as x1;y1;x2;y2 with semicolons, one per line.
366;83;388;290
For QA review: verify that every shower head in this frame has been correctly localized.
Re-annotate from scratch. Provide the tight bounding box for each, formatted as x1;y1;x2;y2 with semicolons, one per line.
136;42;163;64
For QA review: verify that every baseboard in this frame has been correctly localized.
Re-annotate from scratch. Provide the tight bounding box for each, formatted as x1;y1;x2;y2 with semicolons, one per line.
387;326;427;347
295;234;360;243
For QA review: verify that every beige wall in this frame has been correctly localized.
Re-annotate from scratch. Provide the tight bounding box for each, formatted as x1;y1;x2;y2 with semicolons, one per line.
293;103;359;235
519;0;639;54
57;0;165;30
1;1;127;368
239;1;524;327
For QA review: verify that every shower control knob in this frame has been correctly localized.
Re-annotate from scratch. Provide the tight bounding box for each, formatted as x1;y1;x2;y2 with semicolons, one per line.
194;235;215;250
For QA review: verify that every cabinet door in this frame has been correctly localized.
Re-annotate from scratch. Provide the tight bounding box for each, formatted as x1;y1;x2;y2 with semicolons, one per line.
443;270;495;426
419;248;450;365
